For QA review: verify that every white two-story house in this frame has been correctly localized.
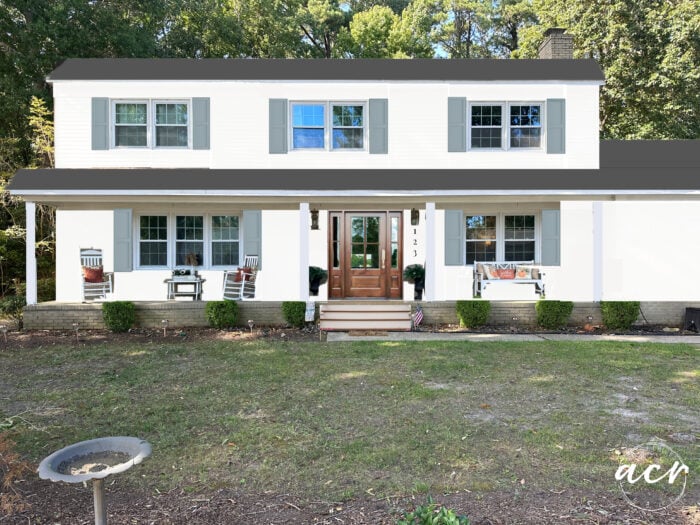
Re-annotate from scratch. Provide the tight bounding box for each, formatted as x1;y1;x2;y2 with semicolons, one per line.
10;30;700;327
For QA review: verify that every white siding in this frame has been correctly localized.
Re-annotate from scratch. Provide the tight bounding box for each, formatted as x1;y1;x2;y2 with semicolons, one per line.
53;80;600;170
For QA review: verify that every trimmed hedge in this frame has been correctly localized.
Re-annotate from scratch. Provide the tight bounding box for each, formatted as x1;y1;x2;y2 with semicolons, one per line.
536;300;573;329
205;301;239;329
282;301;306;328
601;301;640;330
456;300;490;328
102;301;135;332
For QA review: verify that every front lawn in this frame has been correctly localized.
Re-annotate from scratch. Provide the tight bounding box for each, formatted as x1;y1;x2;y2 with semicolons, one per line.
1;336;698;520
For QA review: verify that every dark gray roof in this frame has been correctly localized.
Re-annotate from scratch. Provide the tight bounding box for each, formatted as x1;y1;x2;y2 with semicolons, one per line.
10;141;698;193
47;58;605;82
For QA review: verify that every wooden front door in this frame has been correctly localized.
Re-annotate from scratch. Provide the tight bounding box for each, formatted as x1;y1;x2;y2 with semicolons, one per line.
328;211;402;299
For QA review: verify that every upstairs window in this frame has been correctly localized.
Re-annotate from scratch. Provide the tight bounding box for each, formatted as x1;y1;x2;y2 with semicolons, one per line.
115;103;148;147
292;104;325;149
469;102;543;150
113;100;189;148
509;105;541;148
332;105;364;149
470;105;502;149
291;102;365;151
155;103;188;147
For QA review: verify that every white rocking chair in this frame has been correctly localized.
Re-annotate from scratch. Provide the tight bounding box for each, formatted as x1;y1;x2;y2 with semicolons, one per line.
80;248;113;301
222;255;258;300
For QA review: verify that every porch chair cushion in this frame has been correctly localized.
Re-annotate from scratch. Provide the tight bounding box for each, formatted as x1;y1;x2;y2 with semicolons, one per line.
233;267;255;282
82;265;104;283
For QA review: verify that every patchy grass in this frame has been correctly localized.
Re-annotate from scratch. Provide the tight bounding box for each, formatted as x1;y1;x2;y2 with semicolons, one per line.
1;339;698;501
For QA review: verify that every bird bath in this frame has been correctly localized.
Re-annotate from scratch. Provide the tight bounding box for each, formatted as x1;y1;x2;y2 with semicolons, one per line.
38;436;151;525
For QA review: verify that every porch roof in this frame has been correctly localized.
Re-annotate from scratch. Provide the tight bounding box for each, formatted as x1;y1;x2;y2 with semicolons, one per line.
9;141;700;199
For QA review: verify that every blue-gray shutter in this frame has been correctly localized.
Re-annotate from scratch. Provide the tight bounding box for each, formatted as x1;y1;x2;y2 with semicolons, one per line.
546;99;565;154
192;97;210;150
448;97;467;152
541;209;560;265
113;209;133;272
243;210;262;269
269;99;288;154
444;210;464;266
368;98;388;154
92;98;109;150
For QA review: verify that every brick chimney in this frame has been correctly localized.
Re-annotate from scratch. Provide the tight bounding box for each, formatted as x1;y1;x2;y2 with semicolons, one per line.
538;28;574;59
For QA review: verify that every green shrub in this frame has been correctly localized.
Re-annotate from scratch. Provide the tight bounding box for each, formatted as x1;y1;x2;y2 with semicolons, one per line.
102;301;135;332
0;295;26;329
536;300;574;329
397;496;470;525
205;301;239;329
456;300;490;328
601;301;640;330
282;301;306;328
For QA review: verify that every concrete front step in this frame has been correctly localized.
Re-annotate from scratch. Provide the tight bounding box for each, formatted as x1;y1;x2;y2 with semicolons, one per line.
320;302;412;331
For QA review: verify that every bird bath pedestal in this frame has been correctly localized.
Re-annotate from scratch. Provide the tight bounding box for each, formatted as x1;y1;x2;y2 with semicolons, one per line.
38;436;151;525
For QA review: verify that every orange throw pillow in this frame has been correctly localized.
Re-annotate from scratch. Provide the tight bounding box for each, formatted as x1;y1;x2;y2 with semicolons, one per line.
83;266;104;283
497;268;515;280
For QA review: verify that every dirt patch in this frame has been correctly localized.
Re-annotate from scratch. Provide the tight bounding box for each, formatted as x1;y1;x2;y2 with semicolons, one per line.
0;325;321;350
5;477;698;524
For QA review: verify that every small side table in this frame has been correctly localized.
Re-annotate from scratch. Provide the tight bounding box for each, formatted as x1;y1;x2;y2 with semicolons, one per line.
164;278;205;301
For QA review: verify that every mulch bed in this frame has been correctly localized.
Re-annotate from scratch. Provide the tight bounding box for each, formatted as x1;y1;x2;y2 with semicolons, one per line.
2;323;697;351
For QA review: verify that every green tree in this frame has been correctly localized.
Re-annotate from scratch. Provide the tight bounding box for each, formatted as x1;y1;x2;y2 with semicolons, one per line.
389;0;437;57
432;0;494;58
295;0;351;57
490;0;537;57
517;0;700;139
342;5;399;57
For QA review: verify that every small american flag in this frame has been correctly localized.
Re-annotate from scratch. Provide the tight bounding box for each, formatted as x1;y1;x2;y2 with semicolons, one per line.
413;304;424;329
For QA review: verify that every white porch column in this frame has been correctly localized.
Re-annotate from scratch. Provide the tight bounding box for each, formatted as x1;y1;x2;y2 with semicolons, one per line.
25;201;37;305
424;202;436;301
299;203;310;301
592;201;604;302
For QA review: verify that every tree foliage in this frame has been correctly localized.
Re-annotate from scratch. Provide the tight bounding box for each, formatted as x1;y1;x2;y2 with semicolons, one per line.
516;0;700;139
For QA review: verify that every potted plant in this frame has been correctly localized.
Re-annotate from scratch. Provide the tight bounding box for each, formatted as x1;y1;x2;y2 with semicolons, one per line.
309;266;328;296
403;264;425;300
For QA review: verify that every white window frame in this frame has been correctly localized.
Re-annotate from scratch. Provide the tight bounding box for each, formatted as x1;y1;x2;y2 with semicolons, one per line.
112;99;192;149
468;101;544;151
289;101;367;152
113;100;149;149
135;212;242;270
463;211;541;263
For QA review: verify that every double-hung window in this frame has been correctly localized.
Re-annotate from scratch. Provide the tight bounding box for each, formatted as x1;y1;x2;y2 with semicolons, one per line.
509;105;541;148
115;102;148;147
139;216;168;266
291;102;365;151
470;105;502;149
113;100;189;148
137;214;240;268
469;102;542;150
175;216;204;267
465;213;536;263
155;103;188;147
211;216;240;266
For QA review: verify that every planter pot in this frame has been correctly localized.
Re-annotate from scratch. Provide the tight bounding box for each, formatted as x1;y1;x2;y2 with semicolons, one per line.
310;276;322;296
413;278;425;300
